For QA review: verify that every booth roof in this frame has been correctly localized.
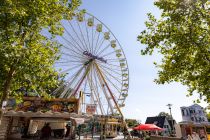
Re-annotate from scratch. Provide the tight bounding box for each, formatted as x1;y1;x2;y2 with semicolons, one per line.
3;110;93;119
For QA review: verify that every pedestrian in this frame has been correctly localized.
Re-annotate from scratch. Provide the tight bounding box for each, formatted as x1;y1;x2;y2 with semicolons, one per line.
192;132;200;140
40;123;52;140
187;134;192;140
65;123;71;137
21;123;28;138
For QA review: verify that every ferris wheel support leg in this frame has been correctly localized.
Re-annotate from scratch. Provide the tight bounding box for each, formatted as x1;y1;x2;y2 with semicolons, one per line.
71;61;93;97
94;63;132;140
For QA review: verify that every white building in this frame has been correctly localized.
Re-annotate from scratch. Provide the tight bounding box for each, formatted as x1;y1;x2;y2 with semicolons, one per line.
180;104;208;123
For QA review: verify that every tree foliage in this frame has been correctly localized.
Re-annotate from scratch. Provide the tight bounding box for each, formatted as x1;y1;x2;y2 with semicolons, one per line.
138;0;210;102
0;0;81;104
207;113;210;122
125;119;139;127
158;112;171;118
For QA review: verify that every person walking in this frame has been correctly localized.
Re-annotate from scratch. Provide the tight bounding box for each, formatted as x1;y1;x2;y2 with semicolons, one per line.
40;123;52;140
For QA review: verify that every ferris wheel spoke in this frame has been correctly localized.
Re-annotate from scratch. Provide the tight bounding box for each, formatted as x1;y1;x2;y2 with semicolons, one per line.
55;64;81;68
82;77;88;93
96;72;114;113
92;71;104;114
98;70;122;95
84;19;93;53
58;57;85;64
96;43;111;56
60;52;86;61
59;64;83;75
97;65;122;85
87;74;104;115
97;63;122;76
68;21;89;52
94;68;114;114
60;66;86;98
92;68;105;114
53;66;85;96
106;58;121;62
62;26;86;53
52;74;76;96
98;65;122;87
55;62;83;67
60;36;85;57
56;60;83;64
95;38;106;55
100;50;116;58
76;20;91;53
95;64;117;114
91;26;95;54
99;62;122;70
93;31;101;54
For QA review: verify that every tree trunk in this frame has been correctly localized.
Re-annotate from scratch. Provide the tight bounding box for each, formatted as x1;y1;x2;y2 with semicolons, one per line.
0;67;15;121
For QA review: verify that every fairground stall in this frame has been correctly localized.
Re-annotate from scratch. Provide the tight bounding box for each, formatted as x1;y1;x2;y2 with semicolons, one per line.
0;96;91;139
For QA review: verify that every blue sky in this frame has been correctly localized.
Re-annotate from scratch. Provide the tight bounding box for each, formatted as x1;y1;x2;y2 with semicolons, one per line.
80;0;207;123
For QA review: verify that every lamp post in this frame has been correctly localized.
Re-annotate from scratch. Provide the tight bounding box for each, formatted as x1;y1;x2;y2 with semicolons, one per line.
166;104;174;135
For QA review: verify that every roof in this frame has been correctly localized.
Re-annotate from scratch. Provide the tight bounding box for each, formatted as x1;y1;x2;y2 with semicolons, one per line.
145;116;166;128
180;104;203;109
3;110;92;120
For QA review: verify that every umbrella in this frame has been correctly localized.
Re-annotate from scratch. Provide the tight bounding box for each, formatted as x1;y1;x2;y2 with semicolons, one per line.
133;124;163;131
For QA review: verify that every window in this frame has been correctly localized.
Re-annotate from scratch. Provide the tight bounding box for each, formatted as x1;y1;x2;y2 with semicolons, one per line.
182;109;185;116
164;125;168;128
186;110;189;116
190;110;193;114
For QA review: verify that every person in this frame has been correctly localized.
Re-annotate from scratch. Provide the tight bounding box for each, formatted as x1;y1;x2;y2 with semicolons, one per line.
187;134;193;140
192;132;200;140
145;133;150;140
21;123;28;138
65;123;71;137
41;123;52;140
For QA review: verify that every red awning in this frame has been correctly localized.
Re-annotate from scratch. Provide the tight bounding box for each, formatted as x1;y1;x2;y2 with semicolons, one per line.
133;124;163;131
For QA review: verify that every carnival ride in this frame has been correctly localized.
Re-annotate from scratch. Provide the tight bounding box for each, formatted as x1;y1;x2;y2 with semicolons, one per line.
49;10;130;138
51;10;129;118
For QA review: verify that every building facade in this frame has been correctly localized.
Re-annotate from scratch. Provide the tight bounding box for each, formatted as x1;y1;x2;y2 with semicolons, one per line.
145;116;176;136
180;104;208;123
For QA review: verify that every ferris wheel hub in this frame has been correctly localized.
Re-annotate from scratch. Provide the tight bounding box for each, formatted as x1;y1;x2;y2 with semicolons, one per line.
83;51;107;63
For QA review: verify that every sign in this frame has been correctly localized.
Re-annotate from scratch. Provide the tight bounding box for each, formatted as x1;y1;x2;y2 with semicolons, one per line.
13;97;78;113
71;117;85;125
83;51;107;63
86;104;96;115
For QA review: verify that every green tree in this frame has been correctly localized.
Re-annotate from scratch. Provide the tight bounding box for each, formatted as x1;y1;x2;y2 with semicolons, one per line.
125;119;139;127
138;0;210;102
207;113;210;122
158;112;171;118
0;0;81;108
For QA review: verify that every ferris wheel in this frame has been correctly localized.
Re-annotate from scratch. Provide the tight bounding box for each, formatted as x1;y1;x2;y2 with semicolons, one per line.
52;10;129;116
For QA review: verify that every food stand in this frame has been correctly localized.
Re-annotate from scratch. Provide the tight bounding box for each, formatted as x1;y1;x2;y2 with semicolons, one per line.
1;96;82;139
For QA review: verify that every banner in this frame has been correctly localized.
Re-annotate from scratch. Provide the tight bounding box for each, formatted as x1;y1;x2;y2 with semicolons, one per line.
86;104;96;115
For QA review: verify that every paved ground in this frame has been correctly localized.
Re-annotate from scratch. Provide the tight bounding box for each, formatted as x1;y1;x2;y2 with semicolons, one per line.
8;133;126;140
